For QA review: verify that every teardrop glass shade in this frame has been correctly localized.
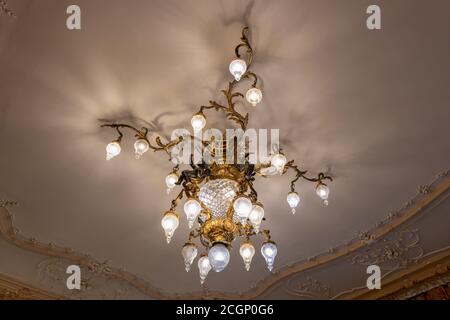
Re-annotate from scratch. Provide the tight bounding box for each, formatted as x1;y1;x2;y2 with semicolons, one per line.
198;255;212;284
261;242;278;271
181;243;198;272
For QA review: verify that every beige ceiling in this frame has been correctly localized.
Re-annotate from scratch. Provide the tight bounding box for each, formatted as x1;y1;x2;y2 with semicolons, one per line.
0;0;449;295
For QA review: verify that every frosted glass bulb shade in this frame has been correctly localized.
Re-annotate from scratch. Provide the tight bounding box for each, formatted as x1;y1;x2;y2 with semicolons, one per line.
233;197;252;219
191;114;206;132
134;139;149;159
261;242;278;271
208;243;230;272
249;205;264;232
184;199;202;229
270;153;287;171
198;256;212;284
245;87;262;106
181;243;198;272
165;173;179;189
229;59;247;81
316;184;330;200
105;141;121;160
287;192;300;214
161;212;179;244
239;242;256;271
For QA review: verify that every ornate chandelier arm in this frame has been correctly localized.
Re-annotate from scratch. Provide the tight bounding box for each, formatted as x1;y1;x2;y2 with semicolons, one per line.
187;228;202;242
100;123;183;155
193;27;259;130
235;26;254;68
284;161;333;192
198;80;250;130
248;182;258;202
259;229;272;242
170;189;185;211
237;222;254;239
253;162;272;176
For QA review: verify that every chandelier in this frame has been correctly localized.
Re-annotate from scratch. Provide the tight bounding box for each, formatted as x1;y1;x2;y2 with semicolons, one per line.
100;27;332;284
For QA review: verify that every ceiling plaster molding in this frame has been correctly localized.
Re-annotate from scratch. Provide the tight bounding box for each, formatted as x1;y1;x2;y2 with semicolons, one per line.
36;258;134;299
0;0;16;18
285;276;331;299
0;171;448;299
350;229;424;271
385;270;450;300
284;228;425;299
334;245;450;300
0;272;63;300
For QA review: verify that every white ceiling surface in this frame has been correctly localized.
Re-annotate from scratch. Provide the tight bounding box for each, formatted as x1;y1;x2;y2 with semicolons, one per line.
0;0;449;294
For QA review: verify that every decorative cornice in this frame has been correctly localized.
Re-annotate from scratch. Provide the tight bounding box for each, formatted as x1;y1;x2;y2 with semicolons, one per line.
36;258;132;299
0;171;448;299
0;273;62;300
387;271;450;300
336;246;450;300
285;276;330;299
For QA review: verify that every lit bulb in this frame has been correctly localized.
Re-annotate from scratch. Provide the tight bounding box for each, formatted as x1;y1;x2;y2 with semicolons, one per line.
181;242;198;272
245;87;262;106
286;192;300;214
316;184;330;205
134;138;149;159
261;241;278;272
105;141;121;160
161;211;179;244
229;59;247;81
198;255;212;284
208;243;230;272
270;153;287;172
165;172;179;194
239;242;255;271
233;197;252;223
191;113;206;132
249;204;264;232
184;199;202;229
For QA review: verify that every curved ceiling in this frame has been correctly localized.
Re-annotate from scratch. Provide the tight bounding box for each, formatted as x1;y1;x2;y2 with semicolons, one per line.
1;0;449;296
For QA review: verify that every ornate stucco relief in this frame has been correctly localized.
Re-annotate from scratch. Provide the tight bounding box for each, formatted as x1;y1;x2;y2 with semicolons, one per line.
37;258;133;299
351;229;423;271
285;276;330;299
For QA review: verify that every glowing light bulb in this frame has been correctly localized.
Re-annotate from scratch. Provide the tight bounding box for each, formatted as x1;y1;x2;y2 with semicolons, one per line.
165;172;179;194
181;242;198;272
270;153;287;172
286;192;300;214
191;113;206;132
239;242;255;271
208;243;230;272
316;184;330;205
248;204;264;232
161;211;179;244
261;241;278;272
229;59;247;81
233;196;252;225
134;138;149;159
184;199;202;229
105;141;121;160
245;87;262;106
198;255;212;284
